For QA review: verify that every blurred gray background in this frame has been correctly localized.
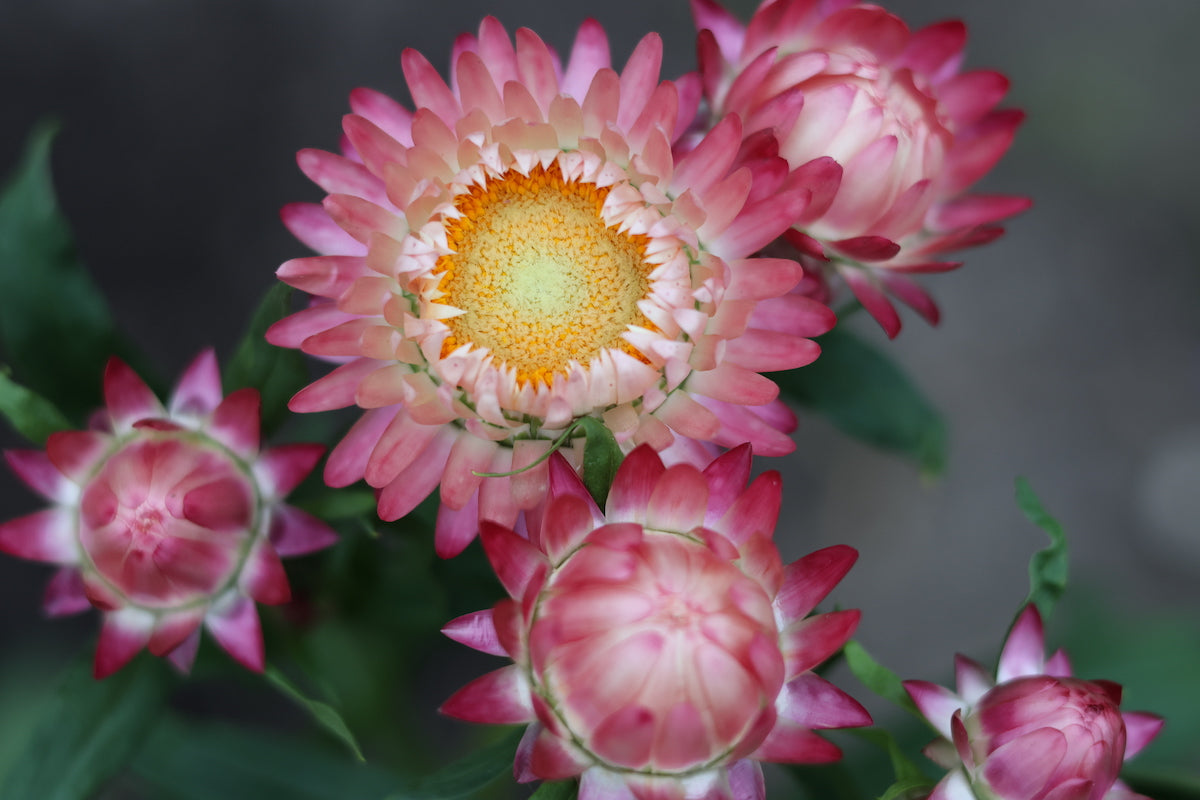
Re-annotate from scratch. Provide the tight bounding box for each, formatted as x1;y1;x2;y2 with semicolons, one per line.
0;0;1196;778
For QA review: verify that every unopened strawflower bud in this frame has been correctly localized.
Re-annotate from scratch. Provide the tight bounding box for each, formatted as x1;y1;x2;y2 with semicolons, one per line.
692;0;1029;336
0;352;338;677
441;445;870;800
904;606;1163;800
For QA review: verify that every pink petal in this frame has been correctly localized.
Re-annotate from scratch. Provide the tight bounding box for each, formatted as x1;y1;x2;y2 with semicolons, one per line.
997;605;1046;683
103;357;163;430
289;358;378;413
239;542;292;605
700;444;752;524
1122;711;1165;759
440;665;532;723
831;236;901;262
207;388;262;459
929;771;975;800
777;673;873;730
257;443;325;498
981;728;1068;800
643;465;709;533
276;255;368;298
605;445;666;523
434;491;480;558
148;609;206;657
752;722;842;764
903;680;965;741
169;349;224;418
670;114;742;198
94;611;153;679
43;567;91;617
442;609;507;657
166;629;202;674
45;430;110;484
401;48;461;126
4;450;72;503
714;471;781;545
938;70;1011;125
323;406;396;487
341;115;407;178
782;609;861;678
281;202;365;256
480;521;548;600
841;268;901;339
297;147;389;205
375;428;454;521
897;20;967;83
686;362;779;406
538;493;601;564
724;329;821;372
269;505;339;557
348;86;414;147
775;545;859;620
617;34;662;130
928;194;1032;232
724;258;803;302
562;19;611;99
206;595;265;672
0;508;77;564
654;391;721;441
713;189;810;257
878;272;941;327
528;726;589;780
690;0;747;63
955;654;994;705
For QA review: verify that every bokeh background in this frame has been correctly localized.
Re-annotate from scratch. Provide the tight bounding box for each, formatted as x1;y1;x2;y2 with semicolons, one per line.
0;0;1196;793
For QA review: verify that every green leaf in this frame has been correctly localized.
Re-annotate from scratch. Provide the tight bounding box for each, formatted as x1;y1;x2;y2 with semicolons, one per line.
0;365;73;444
223;283;310;435
297;487;380;521
771;326;946;476
0;122;151;419
844;640;919;716
389;727;523;799
785;762;866;800
529;780;579;800
265;664;365;762
848;728;929;786
1015;477;1069;620
132;716;398;800
877;776;938;800
577;416;621;508
0;652;170;800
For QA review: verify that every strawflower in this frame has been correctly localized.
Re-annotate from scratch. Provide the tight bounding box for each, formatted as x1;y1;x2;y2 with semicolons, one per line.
904;606;1164;800
441;445;870;800
693;0;1029;335
0;352;337;678
268;17;834;556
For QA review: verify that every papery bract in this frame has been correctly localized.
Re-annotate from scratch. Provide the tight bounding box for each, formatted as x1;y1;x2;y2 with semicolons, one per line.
269;17;835;557
0;352;337;678
693;0;1029;336
904;606;1164;800
441;445;870;800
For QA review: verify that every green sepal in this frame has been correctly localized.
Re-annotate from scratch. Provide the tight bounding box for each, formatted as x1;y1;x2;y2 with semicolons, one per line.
844;640;920;716
577;416;621;508
1016;477;1069;621
265;664;365;762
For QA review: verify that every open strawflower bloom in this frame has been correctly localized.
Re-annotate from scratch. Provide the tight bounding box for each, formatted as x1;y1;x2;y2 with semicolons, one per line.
692;0;1029;336
441;445;870;799
0;1;1188;799
904;606;1165;800
0;352;337;677
268;16;835;556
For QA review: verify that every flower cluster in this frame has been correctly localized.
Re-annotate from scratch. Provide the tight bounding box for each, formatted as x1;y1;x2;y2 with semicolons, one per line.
0;353;336;677
0;2;1170;800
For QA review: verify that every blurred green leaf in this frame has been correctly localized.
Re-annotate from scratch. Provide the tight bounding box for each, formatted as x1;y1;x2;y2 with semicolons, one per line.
771;326;946;476
785;762;865;800
297;486;379;521
133;716;397;800
388;727;523;799
529;780;579;800
0;365;72;444
0;652;170;800
877;776;938;800
0;121;148;419
577;416;621;508
848;729;931;787
224;283;309;435
1016;477;1069;620
265;665;365;762
844;641;919;716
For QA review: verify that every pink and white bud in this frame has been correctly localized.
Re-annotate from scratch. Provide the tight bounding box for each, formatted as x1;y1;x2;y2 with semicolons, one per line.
0;351;338;678
904;607;1164;800
442;445;871;800
693;0;1029;336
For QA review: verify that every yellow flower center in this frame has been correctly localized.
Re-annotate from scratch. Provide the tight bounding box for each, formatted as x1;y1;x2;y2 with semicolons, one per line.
435;165;653;387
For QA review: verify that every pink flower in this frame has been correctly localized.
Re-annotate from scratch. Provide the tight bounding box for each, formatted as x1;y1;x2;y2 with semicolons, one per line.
0;352;338;678
693;0;1029;336
441;445;870;800
268;17;834;557
904;606;1164;800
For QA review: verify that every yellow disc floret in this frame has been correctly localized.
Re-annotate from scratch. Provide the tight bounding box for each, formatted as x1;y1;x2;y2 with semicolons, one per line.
435;165;654;387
